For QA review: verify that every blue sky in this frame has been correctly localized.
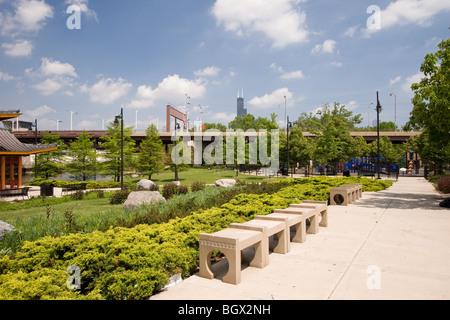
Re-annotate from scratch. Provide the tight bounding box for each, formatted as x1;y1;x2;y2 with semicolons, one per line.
0;0;449;131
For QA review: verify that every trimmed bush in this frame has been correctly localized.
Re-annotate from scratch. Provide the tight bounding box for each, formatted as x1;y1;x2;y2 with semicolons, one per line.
437;176;450;194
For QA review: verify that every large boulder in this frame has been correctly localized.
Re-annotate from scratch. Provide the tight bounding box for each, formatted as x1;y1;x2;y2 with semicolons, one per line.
0;220;15;239
215;179;236;188
123;191;166;210
136;179;157;190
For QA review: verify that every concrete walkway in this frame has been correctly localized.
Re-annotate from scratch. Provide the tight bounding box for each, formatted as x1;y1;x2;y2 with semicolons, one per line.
151;177;450;300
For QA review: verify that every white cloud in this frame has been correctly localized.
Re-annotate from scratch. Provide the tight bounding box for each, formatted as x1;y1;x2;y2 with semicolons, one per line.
248;87;293;109
32;78;64;95
209;111;236;123
345;100;359;111
81;76;132;105
281;70;304;80
402;71;424;92
212;0;309;48
64;0;98;22
389;75;402;86
27;58;78;95
22;104;56;120
362;0;450;37
344;25;359;37
382;0;450;28
0;0;54;35
330;61;343;67
194;66;221;77
0;71;18;81
2;39;33;57
126;74;207;109
39;57;78;77
311;39;337;54
270;63;304;79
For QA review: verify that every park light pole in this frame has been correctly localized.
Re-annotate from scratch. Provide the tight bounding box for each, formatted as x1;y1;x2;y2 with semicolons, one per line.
174;120;180;182
376;92;382;180
286;116;293;177
114;108;124;189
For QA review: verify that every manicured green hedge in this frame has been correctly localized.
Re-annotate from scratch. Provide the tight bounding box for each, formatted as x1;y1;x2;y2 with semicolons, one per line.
26;178;124;189
0;177;393;300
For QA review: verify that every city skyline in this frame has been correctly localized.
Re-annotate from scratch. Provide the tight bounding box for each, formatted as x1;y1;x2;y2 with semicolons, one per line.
0;0;449;131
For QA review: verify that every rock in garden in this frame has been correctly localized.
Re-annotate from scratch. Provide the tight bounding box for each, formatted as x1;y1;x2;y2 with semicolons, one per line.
0;220;15;238
136;179;157;190
123;191;166;210
215;179;236;188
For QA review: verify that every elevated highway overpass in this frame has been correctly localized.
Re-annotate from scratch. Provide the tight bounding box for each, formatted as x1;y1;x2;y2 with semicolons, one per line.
12;130;421;147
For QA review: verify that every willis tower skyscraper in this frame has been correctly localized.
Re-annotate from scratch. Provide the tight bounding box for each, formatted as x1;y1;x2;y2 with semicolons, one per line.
237;89;247;116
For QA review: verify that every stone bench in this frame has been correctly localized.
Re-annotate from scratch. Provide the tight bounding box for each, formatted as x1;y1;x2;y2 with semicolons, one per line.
330;186;355;206
254;212;306;244
291;200;329;228
275;206;320;235
229;219;289;267
342;184;362;199
199;228;264;285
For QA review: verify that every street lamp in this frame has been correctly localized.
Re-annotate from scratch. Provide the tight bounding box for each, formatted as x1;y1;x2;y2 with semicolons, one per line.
114;108;124;189
376;92;382;180
174;120;180;182
284;95;287;133
52;119;62;131
67;110;78;131
31;119;38;178
286;116;293;177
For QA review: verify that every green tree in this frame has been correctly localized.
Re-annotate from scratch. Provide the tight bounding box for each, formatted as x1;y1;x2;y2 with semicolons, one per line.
100;123;136;182
288;127;315;165
36;133;66;179
404;37;450;172
306;103;363;168
228;113;279;130
368;137;405;164
137;124;165;179
66;130;97;181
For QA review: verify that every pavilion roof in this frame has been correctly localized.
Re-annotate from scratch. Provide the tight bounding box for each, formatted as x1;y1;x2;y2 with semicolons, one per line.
0;110;21;121
0;128;58;155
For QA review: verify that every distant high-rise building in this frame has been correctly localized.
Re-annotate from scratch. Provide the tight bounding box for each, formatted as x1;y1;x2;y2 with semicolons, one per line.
237;89;247;116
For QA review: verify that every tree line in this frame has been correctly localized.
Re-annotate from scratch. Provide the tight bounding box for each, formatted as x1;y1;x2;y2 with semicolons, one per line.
36;36;449;179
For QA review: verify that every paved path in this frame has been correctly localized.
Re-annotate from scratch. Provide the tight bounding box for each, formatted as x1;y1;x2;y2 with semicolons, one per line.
151;177;450;300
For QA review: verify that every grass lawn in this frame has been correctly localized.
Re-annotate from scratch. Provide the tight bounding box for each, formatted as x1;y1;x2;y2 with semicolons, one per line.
0;197;123;225
127;167;270;185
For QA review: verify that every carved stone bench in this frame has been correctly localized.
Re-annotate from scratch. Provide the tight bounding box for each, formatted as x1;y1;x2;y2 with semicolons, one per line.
199;228;264;285
229;219;289;267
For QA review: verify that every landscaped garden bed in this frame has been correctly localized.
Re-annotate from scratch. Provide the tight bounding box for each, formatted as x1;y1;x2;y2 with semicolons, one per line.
0;176;393;300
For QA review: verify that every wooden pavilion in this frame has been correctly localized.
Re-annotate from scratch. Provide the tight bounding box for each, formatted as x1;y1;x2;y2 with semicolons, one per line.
1;110;58;190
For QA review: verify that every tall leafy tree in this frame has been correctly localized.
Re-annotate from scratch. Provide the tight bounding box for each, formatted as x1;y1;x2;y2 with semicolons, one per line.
36;133;66;179
100;123;136;182
66;130;97;181
137;124;164;179
404;37;450;172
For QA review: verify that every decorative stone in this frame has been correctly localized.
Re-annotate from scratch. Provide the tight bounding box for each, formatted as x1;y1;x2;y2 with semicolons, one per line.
136;179;157;190
123;191;166;210
215;179;236;188
0;220;15;238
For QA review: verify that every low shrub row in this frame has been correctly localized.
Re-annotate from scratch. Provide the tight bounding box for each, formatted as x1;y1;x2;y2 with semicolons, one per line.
26;178;125;190
0;177;393;300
